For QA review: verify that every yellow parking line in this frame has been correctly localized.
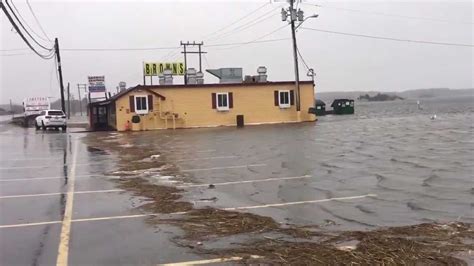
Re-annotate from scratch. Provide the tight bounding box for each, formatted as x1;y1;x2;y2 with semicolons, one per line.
56;140;79;266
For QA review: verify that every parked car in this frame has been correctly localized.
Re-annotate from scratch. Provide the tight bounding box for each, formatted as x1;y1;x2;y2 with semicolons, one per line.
35;110;67;130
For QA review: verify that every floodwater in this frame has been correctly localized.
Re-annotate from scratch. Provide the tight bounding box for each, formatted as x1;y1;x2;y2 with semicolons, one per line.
0;95;472;264
112;95;474;230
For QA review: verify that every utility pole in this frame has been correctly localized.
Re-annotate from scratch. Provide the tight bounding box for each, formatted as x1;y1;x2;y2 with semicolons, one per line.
181;41;188;85
281;0;301;112
198;44;203;72
77;84;82;116
9;99;13;118
290;0;301;112
180;41;206;84
55;38;66;113
282;1;318;113
67;82;70;119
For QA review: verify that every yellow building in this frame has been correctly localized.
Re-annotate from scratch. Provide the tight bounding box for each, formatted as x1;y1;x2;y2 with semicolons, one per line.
89;80;316;131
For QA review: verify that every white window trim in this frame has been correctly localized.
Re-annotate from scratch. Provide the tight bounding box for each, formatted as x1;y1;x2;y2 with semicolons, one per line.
278;90;291;109
216;92;229;111
134;95;149;114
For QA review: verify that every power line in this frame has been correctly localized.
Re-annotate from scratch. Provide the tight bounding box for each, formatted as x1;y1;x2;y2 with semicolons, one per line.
10;0;51;43
158;48;181;61
62;46;180;51
209;11;281;43
0;48;29;51
207;37;290;48
213;23;290;50
304;2;473;25
0;1;54;59
0;52;33;56
26;0;52;41
301;27;474;47
201;1;270;40
2;37;291;56
207;4;283;42
203;53;211;68
296;47;310;71
4;0;53;51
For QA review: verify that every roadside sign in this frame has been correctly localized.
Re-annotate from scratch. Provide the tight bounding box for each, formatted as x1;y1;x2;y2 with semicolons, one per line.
88;76;106;92
143;62;185;76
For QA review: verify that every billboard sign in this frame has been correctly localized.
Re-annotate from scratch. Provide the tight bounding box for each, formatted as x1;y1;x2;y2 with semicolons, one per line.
88;76;106;92
143;62;185;76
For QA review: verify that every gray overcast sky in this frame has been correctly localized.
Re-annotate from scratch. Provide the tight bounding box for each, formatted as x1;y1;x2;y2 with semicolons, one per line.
1;0;473;103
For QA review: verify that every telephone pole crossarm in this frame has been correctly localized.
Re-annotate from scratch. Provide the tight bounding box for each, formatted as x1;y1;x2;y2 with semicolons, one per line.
180;41;206;84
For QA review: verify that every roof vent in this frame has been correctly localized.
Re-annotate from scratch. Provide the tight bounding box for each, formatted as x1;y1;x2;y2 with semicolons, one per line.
187;68;197;84
196;71;204;84
162;69;173;85
206;68;242;84
257;66;267;82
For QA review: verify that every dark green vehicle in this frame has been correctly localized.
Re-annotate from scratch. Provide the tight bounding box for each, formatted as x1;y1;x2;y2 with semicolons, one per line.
331;99;354;115
314;99;327;116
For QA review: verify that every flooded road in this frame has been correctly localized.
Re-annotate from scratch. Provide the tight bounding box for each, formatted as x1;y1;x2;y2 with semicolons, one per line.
0;96;472;264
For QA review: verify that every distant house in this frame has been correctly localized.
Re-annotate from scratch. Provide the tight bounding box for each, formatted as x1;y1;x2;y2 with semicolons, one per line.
88;79;316;131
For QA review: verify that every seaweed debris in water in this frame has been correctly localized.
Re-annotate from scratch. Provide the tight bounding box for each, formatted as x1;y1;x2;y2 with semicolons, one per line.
160;207;280;240
214;222;473;265
118;177;192;213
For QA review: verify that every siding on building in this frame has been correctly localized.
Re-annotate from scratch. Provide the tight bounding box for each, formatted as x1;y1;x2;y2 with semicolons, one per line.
113;81;316;131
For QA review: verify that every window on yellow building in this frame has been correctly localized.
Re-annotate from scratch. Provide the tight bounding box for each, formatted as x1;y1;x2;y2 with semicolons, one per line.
279;90;290;108
217;93;229;111
212;92;233;111
135;95;148;114
274;90;294;108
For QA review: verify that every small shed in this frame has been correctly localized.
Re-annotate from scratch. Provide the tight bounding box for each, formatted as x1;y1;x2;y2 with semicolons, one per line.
314;99;326;116
331;99;354;115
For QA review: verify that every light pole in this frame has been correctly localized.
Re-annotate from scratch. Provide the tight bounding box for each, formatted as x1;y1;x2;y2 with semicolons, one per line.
296;14;318;30
281;2;318;114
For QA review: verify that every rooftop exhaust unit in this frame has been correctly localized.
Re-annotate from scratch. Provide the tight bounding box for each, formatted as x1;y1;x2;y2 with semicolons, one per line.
196;71;204;84
257;66;267;82
187;68;197;84
244;66;268;83
206;68;242;84
159;69;173;85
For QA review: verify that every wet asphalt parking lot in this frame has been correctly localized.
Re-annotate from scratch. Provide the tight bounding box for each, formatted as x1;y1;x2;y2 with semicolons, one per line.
0;103;473;265
0;125;207;265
